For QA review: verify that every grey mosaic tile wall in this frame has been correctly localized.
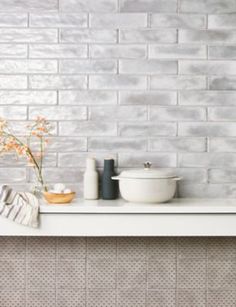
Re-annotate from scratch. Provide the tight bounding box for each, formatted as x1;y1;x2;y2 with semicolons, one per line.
1;237;236;307
0;0;236;197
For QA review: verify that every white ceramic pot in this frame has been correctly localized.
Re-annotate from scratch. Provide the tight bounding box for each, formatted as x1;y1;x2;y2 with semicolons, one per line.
112;162;181;203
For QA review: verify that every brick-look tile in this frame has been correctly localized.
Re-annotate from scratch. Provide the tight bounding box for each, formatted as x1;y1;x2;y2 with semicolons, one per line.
0;59;57;73
150;14;206;28
180;0;236;14
119;122;176;136
59;90;117;105
119;152;177;167
60;29;117;43
29;44;87;59
60;59;117;74
120;0;177;12
0;0;57;11
149;137;206;152
0;13;27;27
88;137;147;152
149;106;206;121
0;29;57;43
58;152;117;167
179;122;236;137
209;46;236;59
150;44;206;59
174;168;208;183
179;153;236;168
60;0;118;12
89;75;147;90
179;30;236;44
150;75;206;90
90;44;147;59
208;14;236;29
179;60;236;75
209;76;236;90
29;106;87;120
119;29;177;43
89;105;147;121
179;91;236;106
0;90;57;105
29;75;87;90
90;13;147;28
29;13;87;27
59;121;117;136
119;59;177;74
209;175;236;189
119;91;177;105
209;138;236;152
0;168;27;182
0;44;27;58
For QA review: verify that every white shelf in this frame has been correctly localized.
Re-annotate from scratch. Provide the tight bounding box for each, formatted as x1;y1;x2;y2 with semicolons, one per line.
1;198;236;236
40;198;236;214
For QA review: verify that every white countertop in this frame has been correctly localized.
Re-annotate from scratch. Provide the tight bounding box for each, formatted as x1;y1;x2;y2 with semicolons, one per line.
40;198;236;214
2;198;236;236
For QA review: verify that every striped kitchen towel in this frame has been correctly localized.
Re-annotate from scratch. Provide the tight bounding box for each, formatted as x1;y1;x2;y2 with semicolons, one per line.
0;185;39;228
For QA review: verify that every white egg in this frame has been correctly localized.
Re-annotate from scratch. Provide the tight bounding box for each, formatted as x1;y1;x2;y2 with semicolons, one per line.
53;183;66;193
49;189;56;194
64;189;72;194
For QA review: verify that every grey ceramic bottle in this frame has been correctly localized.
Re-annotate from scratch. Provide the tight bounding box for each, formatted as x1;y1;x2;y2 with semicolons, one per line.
102;158;118;200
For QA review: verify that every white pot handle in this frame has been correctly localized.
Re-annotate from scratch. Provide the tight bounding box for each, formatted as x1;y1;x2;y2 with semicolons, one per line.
172;177;182;181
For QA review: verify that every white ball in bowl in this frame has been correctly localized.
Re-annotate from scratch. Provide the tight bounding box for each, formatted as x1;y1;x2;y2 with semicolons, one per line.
53;183;66;193
64;188;72;194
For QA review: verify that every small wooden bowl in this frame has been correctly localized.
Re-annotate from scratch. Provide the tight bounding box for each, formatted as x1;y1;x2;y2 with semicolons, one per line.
43;192;76;204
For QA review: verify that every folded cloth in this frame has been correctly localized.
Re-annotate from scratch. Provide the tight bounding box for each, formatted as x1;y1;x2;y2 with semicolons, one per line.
0;185;39;228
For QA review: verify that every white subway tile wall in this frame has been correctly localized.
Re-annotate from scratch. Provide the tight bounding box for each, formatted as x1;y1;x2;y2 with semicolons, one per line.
0;0;235;197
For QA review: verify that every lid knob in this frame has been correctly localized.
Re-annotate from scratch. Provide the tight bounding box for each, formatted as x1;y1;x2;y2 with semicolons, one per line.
144;161;152;169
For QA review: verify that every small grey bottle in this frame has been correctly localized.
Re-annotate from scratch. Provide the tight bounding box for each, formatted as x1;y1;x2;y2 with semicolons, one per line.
102;158;118;200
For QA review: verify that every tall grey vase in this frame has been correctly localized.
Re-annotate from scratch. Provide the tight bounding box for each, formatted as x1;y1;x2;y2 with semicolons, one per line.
102;159;118;200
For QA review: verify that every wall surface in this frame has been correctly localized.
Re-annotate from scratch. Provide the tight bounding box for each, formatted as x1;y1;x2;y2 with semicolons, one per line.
0;0;236;197
0;236;235;307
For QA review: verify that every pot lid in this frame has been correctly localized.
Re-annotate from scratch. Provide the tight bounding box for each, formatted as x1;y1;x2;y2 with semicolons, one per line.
119;162;176;179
